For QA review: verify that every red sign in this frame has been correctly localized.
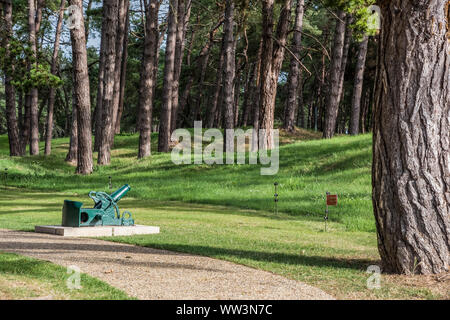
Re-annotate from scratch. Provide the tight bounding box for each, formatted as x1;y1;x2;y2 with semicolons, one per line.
327;194;338;206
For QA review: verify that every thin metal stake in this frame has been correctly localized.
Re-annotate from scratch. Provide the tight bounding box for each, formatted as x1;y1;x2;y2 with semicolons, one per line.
109;176;112;191
325;191;330;232
274;182;279;215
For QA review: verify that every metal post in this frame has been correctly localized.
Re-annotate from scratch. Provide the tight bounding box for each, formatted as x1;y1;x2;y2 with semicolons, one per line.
108;176;112;190
274;182;279;215
325;191;330;232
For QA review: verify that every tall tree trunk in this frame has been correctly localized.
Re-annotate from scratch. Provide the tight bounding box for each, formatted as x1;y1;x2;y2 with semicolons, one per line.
94;7;110;153
57;88;69;134
251;38;263;151
192;48;210;124
170;0;191;133
28;0;39;155
98;0;118;165
335;15;353;129
94;18;106;152
240;62;255;127
191;19;223;126
158;0;178;152
35;0;44;38
361;87;371;134
17;91;24;138
115;4;130;135
65;94;78;163
283;0;304;132
323;10;346;139
110;0;129;146
2;0;21;156
37;97;47;136
151;13;166;123
85;0;93;42
69;0;93;174
297;76;306;128
45;0;65;156
259;0;292;150
373;0;450;275
21;94;31;155
312;36;327;132
206;38;225;128
138;0;159;158
222;0;236;152
233;69;241;127
178;76;194;127
349;35;368;135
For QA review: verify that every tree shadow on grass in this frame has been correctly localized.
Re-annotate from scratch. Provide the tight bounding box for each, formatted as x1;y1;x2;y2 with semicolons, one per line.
0;255;52;278
1;238;374;272
106;241;376;272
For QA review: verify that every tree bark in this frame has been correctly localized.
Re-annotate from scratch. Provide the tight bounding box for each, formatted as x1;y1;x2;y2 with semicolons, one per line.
349;35;369;135
2;0;21;156
251;38;263;151
28;0;40;155
110;0;129;146
17;91;23;137
65;95;78;163
178;76;194;127
170;0;191;133
240;62;255;127
115;4;130;135
206;36;225;129
138;0;159;159
152;13;166;122
98;0;118;165
21;94;31;155
45;0;65;156
233;68;241;127
37;97;47;137
69;0;93;175
259;0;292;150
85;0;93;42
296;75;306;128
158;0;178;152
192;47;210;124
222;0;236;152
283;0;304;132
191;19;223;126
373;0;450;275
335;15;353;133
323;10;346;139
35;0;44;38
94;15;106;152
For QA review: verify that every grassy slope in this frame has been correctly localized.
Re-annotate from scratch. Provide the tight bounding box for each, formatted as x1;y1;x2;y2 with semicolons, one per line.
0;252;132;300
0;132;373;232
0;133;447;300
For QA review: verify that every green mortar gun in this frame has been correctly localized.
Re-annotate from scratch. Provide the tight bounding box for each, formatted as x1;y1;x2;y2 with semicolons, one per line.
62;184;135;227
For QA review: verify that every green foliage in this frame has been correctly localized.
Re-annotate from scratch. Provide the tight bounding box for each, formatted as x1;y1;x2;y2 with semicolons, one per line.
28;64;63;89
322;0;376;37
0;37;62;92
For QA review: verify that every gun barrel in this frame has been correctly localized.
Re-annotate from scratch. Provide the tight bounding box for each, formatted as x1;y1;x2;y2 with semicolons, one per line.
110;184;131;203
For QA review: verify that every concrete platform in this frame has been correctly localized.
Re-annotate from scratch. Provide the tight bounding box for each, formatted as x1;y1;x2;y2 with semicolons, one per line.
35;225;160;237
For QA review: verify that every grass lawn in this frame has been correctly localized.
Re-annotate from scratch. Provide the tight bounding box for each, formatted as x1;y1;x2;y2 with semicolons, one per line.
0;252;132;300
0;130;373;232
0;132;448;300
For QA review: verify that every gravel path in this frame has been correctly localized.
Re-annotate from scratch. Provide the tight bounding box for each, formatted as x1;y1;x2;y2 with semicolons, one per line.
0;229;334;300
